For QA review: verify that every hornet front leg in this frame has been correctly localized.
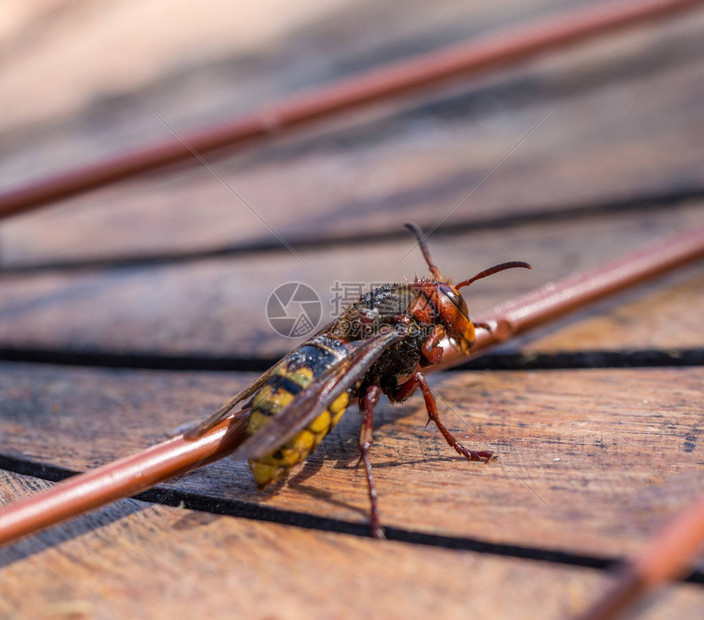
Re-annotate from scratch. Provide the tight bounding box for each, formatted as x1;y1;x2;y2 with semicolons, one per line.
390;372;494;463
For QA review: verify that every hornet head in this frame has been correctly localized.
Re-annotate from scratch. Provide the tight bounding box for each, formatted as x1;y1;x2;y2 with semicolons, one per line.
404;222;531;355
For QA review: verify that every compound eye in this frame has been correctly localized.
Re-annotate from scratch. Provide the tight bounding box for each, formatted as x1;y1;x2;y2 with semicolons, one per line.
438;284;468;318
458;294;468;318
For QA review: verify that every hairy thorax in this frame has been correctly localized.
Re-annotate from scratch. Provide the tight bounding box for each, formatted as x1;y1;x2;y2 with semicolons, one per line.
330;283;432;392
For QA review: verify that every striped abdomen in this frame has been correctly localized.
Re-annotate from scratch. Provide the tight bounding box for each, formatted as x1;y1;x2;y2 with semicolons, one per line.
246;337;351;488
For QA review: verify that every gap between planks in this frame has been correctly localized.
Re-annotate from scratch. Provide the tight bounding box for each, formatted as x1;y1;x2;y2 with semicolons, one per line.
1;187;702;275
0;452;702;586
3;471;703;620
0;346;702;373
1;364;703;564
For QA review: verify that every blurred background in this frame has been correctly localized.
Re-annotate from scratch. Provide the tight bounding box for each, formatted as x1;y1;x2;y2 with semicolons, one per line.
2;3;704;617
0;0;703;356
0;0;704;353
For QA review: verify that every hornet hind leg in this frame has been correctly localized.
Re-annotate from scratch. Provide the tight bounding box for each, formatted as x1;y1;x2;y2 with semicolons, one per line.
359;385;385;539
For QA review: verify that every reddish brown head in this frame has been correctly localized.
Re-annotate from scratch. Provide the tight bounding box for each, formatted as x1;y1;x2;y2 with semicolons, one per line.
404;223;531;356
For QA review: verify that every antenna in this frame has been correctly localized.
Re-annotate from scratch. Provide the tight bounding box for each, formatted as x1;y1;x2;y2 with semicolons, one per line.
456;262;532;289
405;223;443;281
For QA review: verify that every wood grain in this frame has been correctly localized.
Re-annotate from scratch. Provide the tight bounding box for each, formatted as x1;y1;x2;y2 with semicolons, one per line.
520;265;704;354
0;0;594;147
0;362;702;559
2;1;704;617
1;205;703;359
2;9;703;266
2;469;704;620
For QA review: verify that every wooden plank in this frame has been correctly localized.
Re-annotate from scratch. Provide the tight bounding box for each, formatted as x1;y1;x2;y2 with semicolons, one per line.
0;0;598;199
2;3;703;616
520;265;704;354
1;469;703;620
1;206;703;359
0;0;594;147
1;362;702;559
2;11;703;266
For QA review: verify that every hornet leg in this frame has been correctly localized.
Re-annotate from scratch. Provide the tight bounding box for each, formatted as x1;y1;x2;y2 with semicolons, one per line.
359;385;385;539
391;372;494;463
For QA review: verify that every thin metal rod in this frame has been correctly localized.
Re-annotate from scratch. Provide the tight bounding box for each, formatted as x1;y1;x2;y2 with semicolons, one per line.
576;490;704;620
0;0;701;220
0;224;702;548
0;419;247;546
440;223;704;365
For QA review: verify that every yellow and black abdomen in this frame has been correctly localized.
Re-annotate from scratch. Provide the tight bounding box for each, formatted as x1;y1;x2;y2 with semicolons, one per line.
246;337;351;488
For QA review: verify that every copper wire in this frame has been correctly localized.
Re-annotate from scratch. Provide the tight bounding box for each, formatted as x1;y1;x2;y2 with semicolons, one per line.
0;0;701;219
0;224;702;555
576;490;704;620
0;419;247;546
440;223;704;367
1;3;704;612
